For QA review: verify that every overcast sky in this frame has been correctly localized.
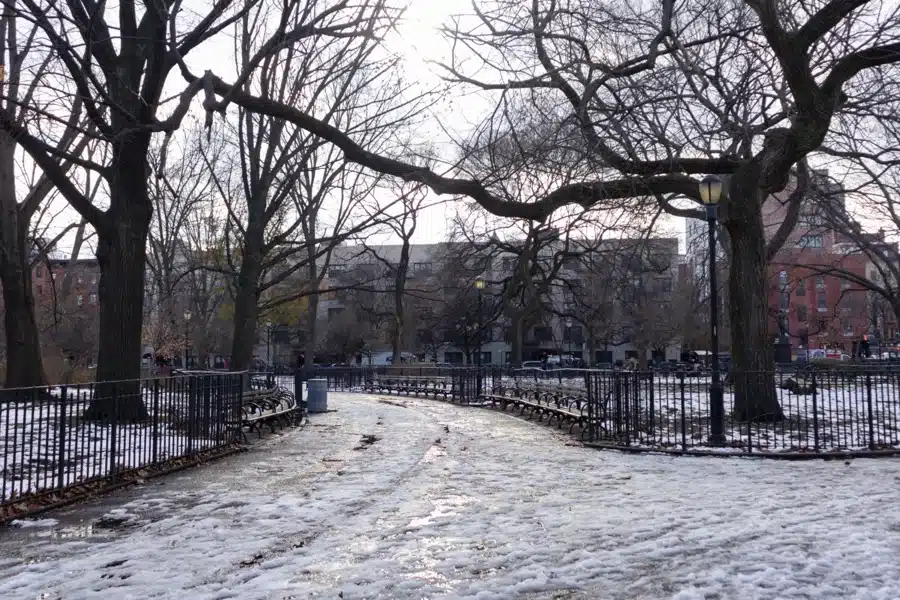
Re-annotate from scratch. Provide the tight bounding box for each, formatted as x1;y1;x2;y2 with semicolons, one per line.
37;0;691;257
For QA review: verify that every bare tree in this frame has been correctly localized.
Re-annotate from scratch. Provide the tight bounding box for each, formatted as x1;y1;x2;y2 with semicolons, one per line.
0;0;395;418
0;7;92;388
206;1;900;421
145;125;221;361
207;2;423;372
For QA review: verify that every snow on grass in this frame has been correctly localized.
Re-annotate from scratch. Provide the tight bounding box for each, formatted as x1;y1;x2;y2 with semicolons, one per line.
8;518;59;528
2;393;900;599
496;372;900;452
1;389;232;504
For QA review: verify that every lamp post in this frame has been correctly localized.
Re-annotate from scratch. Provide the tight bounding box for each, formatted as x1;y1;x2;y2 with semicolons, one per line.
265;321;273;371
183;310;192;369
474;276;486;398
565;317;573;364
699;175;726;446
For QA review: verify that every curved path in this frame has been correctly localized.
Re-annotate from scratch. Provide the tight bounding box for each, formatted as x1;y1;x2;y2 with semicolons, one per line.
2;393;900;599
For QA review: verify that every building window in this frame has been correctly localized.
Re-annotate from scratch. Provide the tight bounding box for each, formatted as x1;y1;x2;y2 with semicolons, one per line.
797;235;823;248
91;277;97;285
327;264;347;276
36;285;43;295
532;326;552;342
76;275;83;285
816;275;826;289
565;325;583;344
778;271;788;289
89;293;98;304
842;319;853;335
444;351;464;364
76;295;84;307
800;213;823;227
413;262;432;274
35;267;43;278
480;351;492;365
817;293;827;312
840;280;851;290
796;280;805;296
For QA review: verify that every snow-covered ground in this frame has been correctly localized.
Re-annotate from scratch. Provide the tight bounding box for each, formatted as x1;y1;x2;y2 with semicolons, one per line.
3;393;900;599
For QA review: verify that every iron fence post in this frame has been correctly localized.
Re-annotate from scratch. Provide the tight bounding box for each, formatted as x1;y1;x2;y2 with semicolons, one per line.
679;373;687;450
648;372;655;442
614;371;623;437
187;375;196;456
811;371;819;452
56;387;68;491
623;374;631;446
152;378;160;463
109;382;118;484
866;371;876;450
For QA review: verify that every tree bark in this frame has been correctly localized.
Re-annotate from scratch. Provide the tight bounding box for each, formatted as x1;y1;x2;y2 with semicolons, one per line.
725;172;784;422
0;135;45;389
229;250;263;373
84;141;152;421
305;286;319;369
510;315;524;366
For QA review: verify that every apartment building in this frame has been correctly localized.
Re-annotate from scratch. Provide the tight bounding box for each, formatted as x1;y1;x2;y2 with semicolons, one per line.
300;236;684;366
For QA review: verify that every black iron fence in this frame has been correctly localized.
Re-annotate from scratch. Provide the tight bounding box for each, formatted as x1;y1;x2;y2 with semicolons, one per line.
303;364;900;456
565;367;900;455
1;372;244;509
293;365;483;402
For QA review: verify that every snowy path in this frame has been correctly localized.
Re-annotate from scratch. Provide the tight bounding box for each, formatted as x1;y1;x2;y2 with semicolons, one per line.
3;393;900;600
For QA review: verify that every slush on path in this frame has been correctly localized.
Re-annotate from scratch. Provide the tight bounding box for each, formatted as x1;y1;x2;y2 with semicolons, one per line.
2;393;899;600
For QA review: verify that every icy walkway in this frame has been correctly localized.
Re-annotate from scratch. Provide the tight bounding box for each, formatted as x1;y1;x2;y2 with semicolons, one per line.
2;394;900;600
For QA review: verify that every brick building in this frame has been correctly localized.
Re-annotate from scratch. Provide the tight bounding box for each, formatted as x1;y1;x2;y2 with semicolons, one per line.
32;259;102;312
763;171;897;354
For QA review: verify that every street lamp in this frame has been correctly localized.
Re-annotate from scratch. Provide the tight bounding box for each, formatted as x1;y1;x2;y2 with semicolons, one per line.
183;309;192;369
565;317;573;364
474;276;486;398
700;175;726;446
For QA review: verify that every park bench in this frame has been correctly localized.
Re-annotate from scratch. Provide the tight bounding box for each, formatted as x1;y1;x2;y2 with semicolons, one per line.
240;381;304;441
483;381;593;435
365;375;453;399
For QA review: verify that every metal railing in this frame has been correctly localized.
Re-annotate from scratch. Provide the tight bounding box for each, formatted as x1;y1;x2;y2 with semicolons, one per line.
303;364;900;456
572;367;900;455
1;372;244;508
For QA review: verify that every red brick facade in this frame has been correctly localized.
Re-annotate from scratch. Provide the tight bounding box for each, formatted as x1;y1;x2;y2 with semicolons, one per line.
762;172;897;353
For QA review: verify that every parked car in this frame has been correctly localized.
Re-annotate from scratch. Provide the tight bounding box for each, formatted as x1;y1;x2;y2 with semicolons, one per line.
520;361;545;370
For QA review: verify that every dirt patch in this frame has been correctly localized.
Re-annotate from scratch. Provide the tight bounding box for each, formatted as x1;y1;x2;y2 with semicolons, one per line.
353;434;380;451
377;399;408;408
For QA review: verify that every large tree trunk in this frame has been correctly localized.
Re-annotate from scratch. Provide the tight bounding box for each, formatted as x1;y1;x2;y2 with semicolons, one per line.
0;263;44;389
229;251;263;373
510;315;524;366
305;287;319;369
85;141;152;421
725;176;784;422
0;138;45;389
